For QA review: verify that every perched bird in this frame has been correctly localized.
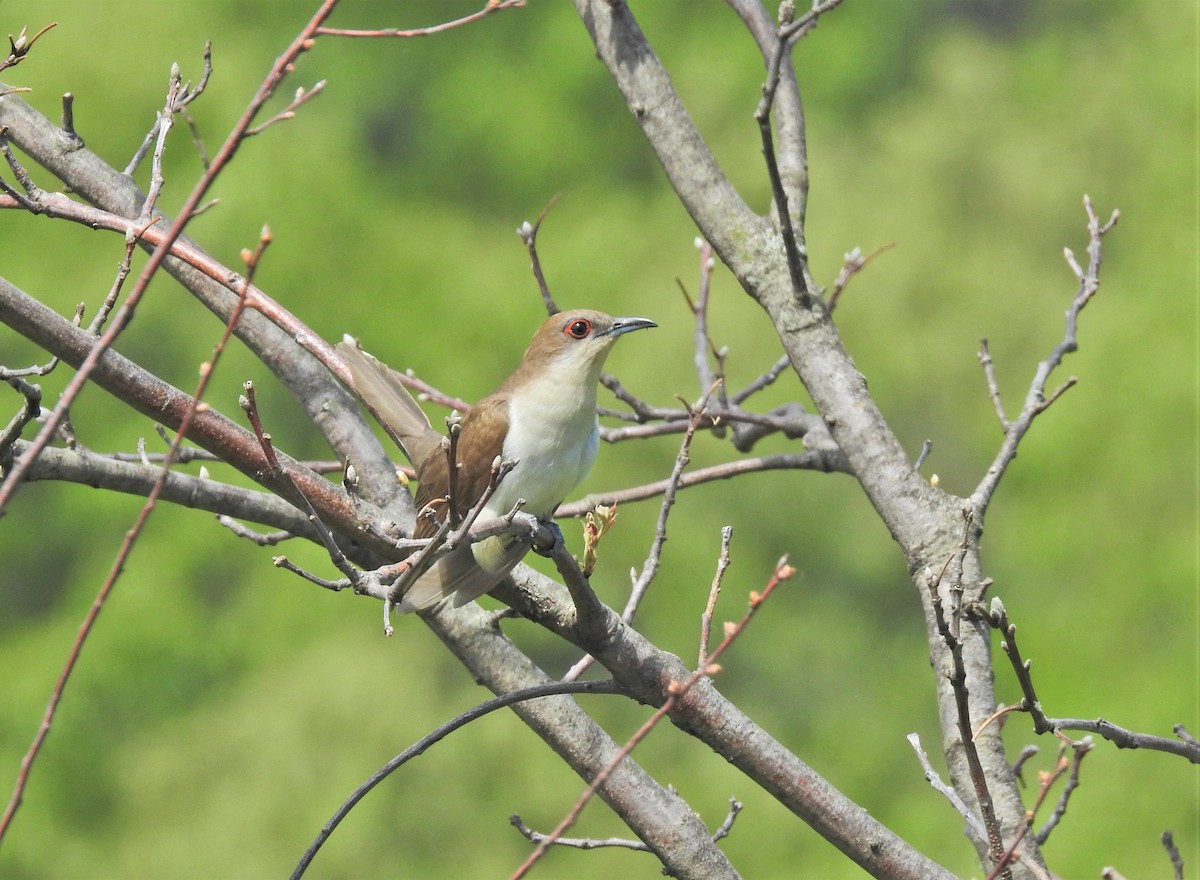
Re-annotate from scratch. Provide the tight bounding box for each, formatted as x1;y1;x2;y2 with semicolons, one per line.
337;309;655;612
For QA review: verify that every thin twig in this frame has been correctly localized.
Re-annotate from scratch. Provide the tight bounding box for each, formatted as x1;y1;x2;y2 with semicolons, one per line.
907;732;988;848
314;0;525;38
1162;830;1184;880
972;196;1119;512
216;516;295;546
986;744;1086;880
730;354;790;406
556;448;849;517
517;192;562;315
681;238;723;401
1034;740;1091;844
827;241;894;311
510;795;743;853
124;43;214;176
980;597;1200;763
0;22;57;75
245;81;327;137
925;543;1008;874
698;526;734;665
752;0;845;301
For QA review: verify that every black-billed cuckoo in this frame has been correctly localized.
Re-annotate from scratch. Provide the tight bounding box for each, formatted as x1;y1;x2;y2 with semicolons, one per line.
337;309;655;613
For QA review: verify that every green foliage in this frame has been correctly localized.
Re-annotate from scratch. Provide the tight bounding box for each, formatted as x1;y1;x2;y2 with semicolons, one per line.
1;1;1195;877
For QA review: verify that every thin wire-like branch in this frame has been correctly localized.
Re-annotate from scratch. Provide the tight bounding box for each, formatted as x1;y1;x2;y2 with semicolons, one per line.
510;816;652;852
216;517;295;546
0;352;58;380
623;385;719;617
597;396;829;447
680;238;723;401
698;526;734;664
124;42;214;176
1034;740;1091;844
245;81;326;137
556;448;849;517
729;353;789;405
291;678;621;880
826;241;894;312
751;0;844;301
986;745;1085;880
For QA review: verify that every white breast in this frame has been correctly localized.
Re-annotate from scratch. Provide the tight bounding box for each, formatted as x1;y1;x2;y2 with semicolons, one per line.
489;371;600;520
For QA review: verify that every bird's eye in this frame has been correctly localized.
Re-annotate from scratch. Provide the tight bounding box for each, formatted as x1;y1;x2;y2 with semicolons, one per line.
565;319;592;339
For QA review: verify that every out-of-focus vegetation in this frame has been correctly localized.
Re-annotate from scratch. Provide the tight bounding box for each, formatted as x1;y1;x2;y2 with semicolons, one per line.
0;2;1195;877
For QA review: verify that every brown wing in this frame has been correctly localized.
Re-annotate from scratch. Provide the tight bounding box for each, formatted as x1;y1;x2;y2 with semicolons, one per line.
412;391;510;538
400;391;521;611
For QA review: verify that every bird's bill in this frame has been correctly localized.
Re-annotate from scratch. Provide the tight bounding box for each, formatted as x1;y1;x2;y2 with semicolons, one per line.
603;316;657;337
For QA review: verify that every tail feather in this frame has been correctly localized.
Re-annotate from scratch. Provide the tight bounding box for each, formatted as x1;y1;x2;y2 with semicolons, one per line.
396;538;529;613
337;336;440;466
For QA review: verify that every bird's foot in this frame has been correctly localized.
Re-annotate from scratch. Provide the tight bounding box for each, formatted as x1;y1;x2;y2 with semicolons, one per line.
531;519;564;557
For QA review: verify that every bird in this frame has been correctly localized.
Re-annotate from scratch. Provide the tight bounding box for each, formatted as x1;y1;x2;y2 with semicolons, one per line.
336;308;656;613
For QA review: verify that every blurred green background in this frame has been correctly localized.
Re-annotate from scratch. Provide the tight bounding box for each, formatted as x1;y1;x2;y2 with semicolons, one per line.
1;1;1196;877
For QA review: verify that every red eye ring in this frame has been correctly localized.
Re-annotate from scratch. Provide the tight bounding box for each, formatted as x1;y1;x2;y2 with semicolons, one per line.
564;319;592;339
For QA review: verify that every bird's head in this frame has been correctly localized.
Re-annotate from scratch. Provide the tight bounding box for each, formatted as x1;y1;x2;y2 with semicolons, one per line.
509;309;657;390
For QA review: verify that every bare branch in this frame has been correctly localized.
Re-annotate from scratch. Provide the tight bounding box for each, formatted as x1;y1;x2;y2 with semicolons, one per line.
563;385;719;680
556;448;850;518
1162;830;1184;880
699;526;734;664
510;795;743;853
729;353;790;405
982;597;1200;763
827;241;895;312
245;81;327;138
972;196;1119;512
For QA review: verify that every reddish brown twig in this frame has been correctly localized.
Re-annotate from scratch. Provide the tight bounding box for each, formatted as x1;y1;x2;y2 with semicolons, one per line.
0;226;268;844
314;0;524;38
0;0;339;516
511;557;794;878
